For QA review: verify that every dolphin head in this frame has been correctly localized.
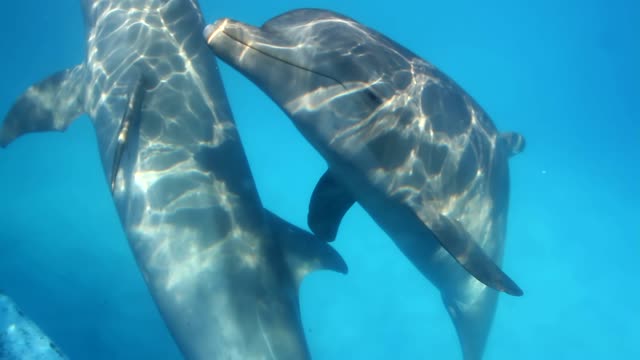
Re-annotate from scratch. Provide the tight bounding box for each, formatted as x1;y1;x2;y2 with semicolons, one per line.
205;9;419;148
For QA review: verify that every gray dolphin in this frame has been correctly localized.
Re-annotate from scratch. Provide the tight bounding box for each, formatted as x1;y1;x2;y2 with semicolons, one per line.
0;2;347;359
205;9;525;359
0;291;68;360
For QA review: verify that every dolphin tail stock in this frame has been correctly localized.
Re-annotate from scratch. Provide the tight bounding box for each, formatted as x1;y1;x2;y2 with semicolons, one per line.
264;209;348;287
0;64;87;148
442;291;499;360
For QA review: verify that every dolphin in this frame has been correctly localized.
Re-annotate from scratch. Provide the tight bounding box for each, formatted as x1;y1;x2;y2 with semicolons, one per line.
0;291;68;360
204;9;525;359
0;2;347;359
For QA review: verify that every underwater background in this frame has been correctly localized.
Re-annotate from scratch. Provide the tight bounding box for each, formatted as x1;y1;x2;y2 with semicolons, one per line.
0;0;637;359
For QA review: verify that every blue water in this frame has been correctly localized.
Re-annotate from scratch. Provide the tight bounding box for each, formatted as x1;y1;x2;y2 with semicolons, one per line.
0;0;638;359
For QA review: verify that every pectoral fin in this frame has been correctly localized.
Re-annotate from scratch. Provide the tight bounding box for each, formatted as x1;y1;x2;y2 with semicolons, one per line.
498;132;525;157
0;64;87;147
426;212;523;296
308;170;356;241
110;79;147;192
266;209;348;288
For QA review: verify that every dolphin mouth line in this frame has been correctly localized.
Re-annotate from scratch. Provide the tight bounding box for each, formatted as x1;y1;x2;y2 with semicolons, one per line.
219;29;348;90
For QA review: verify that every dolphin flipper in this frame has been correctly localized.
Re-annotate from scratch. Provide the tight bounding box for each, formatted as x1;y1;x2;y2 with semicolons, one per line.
307;171;522;295
266;209;348;287
421;211;523;296
498;132;526;157
308;170;356;242
0;65;87;148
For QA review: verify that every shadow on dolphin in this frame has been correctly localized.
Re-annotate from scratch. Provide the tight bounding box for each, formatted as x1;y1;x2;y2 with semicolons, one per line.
204;8;525;359
0;291;68;360
0;2;347;359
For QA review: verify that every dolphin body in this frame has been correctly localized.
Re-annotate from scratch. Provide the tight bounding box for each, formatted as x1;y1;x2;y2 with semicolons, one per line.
0;2;347;359
205;9;525;359
0;292;68;360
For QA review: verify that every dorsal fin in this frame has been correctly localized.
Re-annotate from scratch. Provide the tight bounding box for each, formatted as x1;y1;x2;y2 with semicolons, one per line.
265;209;348;287
498;132;526;157
0;64;87;148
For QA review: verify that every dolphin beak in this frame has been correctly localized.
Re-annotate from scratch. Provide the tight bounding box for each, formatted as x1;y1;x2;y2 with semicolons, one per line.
204;18;264;73
204;18;305;100
203;19;230;44
204;18;299;72
204;18;342;106
204;18;263;61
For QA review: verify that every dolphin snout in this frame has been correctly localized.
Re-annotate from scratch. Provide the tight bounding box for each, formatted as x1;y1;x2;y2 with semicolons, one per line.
203;19;230;43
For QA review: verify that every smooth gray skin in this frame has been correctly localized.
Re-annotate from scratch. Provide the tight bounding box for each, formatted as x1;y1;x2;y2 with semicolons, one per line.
205;9;525;360
0;2;347;359
0;292;68;360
